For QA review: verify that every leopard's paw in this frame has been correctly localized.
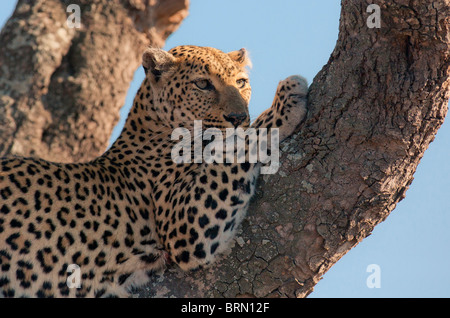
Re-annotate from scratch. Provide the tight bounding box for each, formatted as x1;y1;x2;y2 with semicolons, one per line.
275;75;308;141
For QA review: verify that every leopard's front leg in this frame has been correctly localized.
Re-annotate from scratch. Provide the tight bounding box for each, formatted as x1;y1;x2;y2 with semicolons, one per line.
158;76;308;272
252;75;308;141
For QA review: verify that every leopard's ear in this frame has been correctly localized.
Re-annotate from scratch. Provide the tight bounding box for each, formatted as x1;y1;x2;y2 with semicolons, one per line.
227;48;252;69
142;47;177;81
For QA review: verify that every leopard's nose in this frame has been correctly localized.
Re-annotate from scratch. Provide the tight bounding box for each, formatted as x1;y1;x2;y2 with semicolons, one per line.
223;112;247;127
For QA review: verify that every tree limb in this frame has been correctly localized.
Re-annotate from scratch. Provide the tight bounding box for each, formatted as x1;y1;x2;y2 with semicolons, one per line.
137;0;450;298
0;0;188;162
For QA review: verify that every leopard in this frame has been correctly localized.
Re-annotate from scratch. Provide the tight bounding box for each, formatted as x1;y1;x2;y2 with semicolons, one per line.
0;45;308;297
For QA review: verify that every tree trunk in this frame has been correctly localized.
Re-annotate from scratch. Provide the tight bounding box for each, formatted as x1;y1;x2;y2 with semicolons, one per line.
1;0;449;298
0;0;188;163
137;0;450;297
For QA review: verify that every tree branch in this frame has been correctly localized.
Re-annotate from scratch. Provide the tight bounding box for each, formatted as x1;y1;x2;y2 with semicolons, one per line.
0;0;188;162
137;0;450;298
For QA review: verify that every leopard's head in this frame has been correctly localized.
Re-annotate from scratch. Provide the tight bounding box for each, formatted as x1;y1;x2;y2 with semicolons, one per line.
142;45;252;130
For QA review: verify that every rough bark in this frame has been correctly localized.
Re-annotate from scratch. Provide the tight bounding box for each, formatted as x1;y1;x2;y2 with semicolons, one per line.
0;0;188;163
137;0;450;297
1;0;449;298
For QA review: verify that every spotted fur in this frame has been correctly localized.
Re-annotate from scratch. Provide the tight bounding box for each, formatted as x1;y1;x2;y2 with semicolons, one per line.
0;45;307;297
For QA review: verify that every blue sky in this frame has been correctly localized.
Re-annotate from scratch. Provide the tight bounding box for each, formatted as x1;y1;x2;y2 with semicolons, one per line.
1;1;449;297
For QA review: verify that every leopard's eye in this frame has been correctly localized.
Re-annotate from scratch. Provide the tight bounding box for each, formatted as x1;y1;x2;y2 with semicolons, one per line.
194;79;214;90
236;78;248;89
